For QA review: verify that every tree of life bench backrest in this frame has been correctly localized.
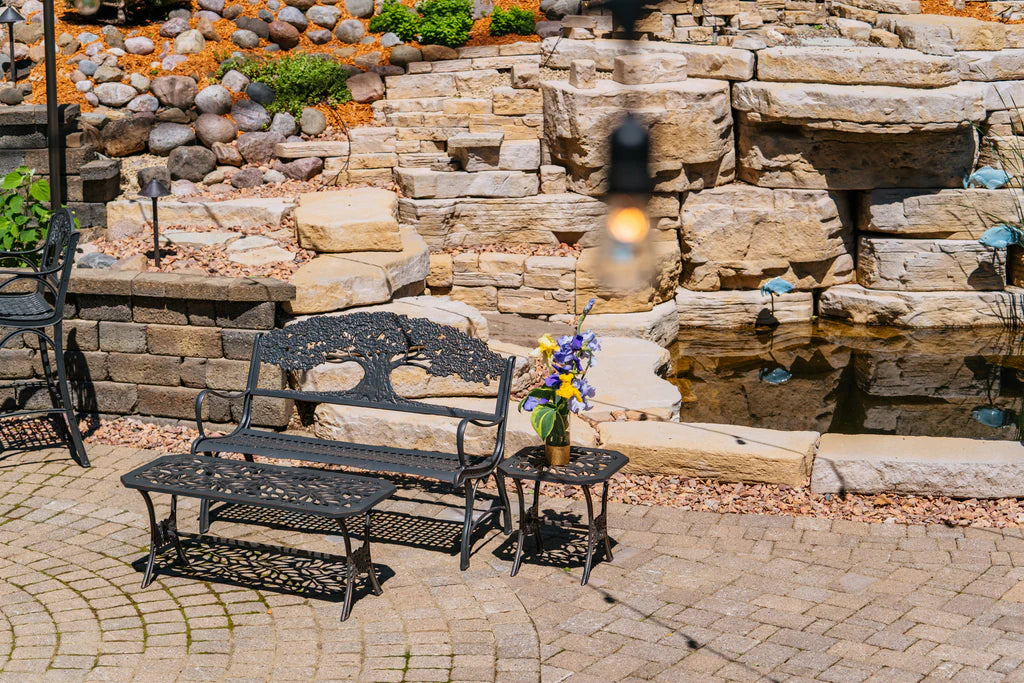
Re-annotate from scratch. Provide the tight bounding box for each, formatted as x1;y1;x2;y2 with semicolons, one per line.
249;312;516;423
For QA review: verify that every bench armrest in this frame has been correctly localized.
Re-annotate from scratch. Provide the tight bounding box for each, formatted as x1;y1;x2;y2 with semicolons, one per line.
194;388;250;440
456;414;507;477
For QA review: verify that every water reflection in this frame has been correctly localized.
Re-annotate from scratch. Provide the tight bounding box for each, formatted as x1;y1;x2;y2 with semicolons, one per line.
670;323;1024;440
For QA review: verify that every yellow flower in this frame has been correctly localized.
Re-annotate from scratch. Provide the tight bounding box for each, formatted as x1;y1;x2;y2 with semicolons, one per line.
556;373;581;401
537;334;558;356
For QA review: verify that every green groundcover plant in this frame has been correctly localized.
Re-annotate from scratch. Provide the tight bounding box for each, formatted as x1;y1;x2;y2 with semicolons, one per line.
370;0;476;48
489;6;535;36
217;53;352;118
370;0;421;41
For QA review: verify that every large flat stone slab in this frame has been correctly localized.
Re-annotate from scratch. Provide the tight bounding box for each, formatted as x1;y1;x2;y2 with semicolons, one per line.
859;189;1021;239
107;197;294;230
295;188;402;253
757;47;959;88
586;336;681;422
819;284;1024;327
399;194;606;249
540;38;755;81
732;82;985;129
959;50;1024;81
811;433;1024;498
598;421;818;486
857;237;1005;291
893;15;1005;55
676;288;814;328
680;185;854;291
395;168;539;199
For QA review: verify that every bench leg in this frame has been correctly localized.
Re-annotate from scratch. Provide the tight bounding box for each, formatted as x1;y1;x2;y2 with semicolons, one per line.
139;492;189;589
459;479;480;571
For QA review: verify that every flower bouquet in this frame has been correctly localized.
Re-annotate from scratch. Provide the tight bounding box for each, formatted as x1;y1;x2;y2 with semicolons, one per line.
519;299;600;465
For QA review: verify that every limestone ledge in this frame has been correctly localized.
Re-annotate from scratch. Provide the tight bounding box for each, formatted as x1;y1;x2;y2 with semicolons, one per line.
818;284;1024;327
107;197;294;231
859;188;1022;239
811;433;1024;498
676;288;815;328
68;269;294;302
757;47;960;89
539;38;755;81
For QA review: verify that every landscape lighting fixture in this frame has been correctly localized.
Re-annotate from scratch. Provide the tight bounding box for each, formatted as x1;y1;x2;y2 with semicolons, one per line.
139;178;171;269
0;4;24;85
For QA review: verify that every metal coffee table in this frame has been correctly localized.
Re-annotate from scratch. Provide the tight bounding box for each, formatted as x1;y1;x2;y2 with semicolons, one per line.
498;445;628;585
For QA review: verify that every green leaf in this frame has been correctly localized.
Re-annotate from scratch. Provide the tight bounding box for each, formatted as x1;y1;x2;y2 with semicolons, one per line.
29;179;49;203
530;404;558;441
8;194;23;214
1;171;21;191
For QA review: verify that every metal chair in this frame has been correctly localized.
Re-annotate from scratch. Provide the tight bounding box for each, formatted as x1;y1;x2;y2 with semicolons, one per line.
0;208;89;467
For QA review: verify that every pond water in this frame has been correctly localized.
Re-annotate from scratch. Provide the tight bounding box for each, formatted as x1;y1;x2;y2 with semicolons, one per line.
669;323;1024;441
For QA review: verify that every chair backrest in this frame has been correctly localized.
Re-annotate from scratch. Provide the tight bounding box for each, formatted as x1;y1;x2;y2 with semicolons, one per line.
41;208;77;274
251;312;515;422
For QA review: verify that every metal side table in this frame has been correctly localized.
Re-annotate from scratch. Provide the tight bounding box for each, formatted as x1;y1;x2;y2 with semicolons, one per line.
499;445;628;585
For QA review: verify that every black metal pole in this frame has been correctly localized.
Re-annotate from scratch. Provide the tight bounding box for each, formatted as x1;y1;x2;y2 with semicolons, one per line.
7;24;14;84
152;198;160;268
43;0;63;210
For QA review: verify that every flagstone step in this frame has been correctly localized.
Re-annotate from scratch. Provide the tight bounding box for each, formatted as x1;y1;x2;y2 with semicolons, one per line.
818;284;1024;327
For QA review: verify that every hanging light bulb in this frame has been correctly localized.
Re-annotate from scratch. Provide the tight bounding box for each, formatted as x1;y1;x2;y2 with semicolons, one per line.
597;113;656;298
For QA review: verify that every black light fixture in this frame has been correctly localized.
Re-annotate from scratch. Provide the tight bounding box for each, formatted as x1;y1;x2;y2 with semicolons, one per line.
0;4;23;85
139;178;170;268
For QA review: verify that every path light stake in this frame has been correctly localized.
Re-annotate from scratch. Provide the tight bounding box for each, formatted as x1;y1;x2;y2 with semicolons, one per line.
0;5;23;85
140;178;170;268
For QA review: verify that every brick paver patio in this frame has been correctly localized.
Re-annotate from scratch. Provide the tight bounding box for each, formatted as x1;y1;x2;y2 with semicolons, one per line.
0;445;1023;682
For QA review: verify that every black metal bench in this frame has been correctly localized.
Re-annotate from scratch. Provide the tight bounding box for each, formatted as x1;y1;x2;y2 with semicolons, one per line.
191;312;517;570
121;453;396;620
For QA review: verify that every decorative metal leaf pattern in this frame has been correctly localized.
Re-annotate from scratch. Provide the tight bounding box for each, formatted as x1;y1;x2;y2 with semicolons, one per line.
500;446;629;485
123;455;395;515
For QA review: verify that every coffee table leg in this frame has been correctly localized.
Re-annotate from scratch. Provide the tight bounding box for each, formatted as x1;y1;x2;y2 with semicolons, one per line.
140;491;160;589
361;513;383;596
511;478;527;577
169;495;190;568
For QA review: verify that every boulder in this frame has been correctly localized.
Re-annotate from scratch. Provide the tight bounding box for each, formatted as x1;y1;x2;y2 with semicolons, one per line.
295;188;402;252
856;237;1005;291
680;185;855;291
756;47;960;88
278;157;324;180
230;167;264;188
231;29;260;48
195;113;238;147
308;29;333;43
345;0;374;17
168;146;218;182
307;5;341;28
212;141;245;166
246;82;276;105
231;99;272;132
269;112;298;137
811;434;1024;498
127;94;159;113
151;75;198;109
195;84;233;115
278;6;310;31
334;19;365;43
159;17;190;37
543;78;733;195
221;69;250;93
395;168;539;199
819;284;1024;327
149;122;196;156
237;131;286;164
124;36;155;54
235;16;271;39
174;29;206;54
389;46;422;66
347;71;384;103
300;108;327;136
101;115;153;157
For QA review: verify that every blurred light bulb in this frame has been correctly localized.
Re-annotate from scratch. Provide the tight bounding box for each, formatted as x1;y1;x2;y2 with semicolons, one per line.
596;194;655;296
607;205;650;245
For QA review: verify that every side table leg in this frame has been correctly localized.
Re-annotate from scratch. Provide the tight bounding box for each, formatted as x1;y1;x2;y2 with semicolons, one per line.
361;513;383;596
169;495;190;568
582;485;597;586
140;491;160;589
530;479;543;553
601;481;613;562
339;521;357;622
511;478;527;577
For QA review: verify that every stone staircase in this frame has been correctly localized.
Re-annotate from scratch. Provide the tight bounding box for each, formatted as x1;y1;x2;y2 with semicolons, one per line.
285;187;430;315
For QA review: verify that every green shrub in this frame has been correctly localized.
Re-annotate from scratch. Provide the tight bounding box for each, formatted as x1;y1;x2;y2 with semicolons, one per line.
488;6;535;36
0;166;53;256
416;0;474;47
217;53;352;118
369;0;421;41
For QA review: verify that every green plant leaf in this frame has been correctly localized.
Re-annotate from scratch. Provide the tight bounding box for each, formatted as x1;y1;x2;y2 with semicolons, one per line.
530;403;558;440
1;171;21;191
29;179;49;203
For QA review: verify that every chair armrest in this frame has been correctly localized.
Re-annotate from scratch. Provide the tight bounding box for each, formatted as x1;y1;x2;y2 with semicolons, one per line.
194;388;249;440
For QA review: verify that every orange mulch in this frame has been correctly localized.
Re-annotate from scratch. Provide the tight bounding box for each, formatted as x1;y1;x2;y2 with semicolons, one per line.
921;0;1024;23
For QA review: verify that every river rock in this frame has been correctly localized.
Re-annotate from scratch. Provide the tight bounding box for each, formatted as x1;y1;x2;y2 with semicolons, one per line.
195;84;232;115
307;5;341;28
277;6;309;31
345;0;374;17
680;185;854;291
124;36;155;55
93;82;135;107
174;29;206;54
127;94;159;113
231;99;272;132
307;29;333;43
270;112;298;137
221;69;250;93
149;122;196;155
346;71;384;103
231;29;260;48
389;45;422;66
246;82;275;105
237;131;286;164
159;17;190;38
195;113;239;146
334;19;365;43
212;141;245;166
92;64;122;83
235;16;271;39
268;20;300;49
278;157;324;180
300;108;327;136
102;25;125;50
231;167;265;188
168;146;218;182
151;75;198;109
199;0;225;12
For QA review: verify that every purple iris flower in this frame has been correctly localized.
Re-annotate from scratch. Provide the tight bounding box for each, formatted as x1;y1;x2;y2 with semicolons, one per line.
523;395;549;411
583;298;595;314
571;335;584;351
544;374;561;388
